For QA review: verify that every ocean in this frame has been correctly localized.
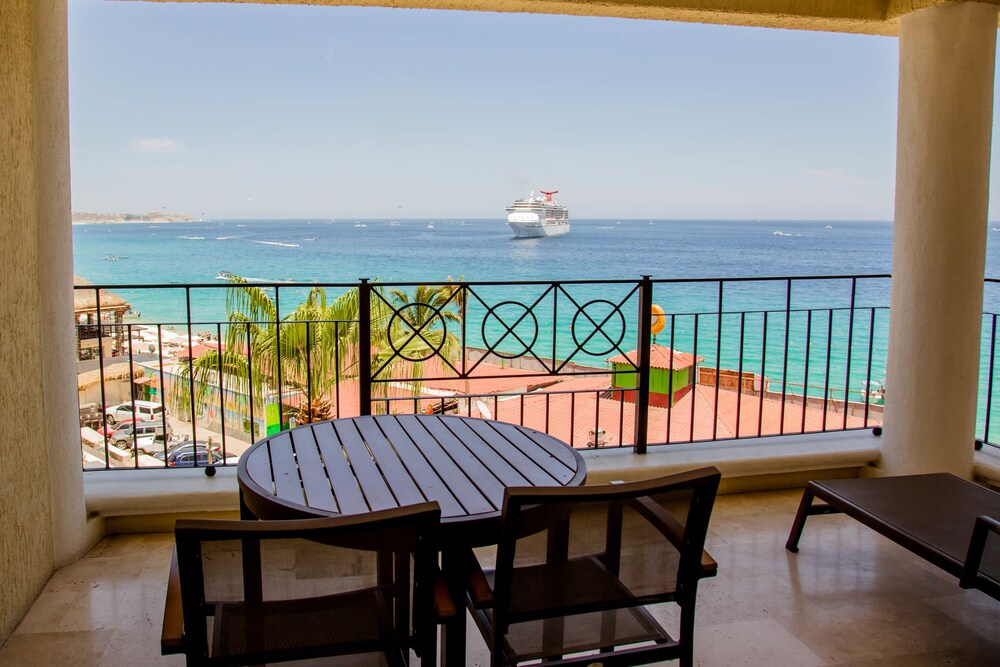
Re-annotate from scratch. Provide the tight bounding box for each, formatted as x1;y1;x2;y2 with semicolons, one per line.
73;218;903;291
71;218;1000;436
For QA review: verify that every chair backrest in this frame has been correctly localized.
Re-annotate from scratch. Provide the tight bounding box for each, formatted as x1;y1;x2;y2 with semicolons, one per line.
174;502;440;665
493;467;720;633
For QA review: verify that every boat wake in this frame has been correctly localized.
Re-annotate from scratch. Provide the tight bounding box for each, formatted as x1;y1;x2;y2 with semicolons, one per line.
253;240;300;248
178;235;205;240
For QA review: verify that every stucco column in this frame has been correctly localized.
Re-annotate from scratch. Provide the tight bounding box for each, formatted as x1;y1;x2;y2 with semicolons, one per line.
882;2;997;477
34;0;94;566
0;0;89;641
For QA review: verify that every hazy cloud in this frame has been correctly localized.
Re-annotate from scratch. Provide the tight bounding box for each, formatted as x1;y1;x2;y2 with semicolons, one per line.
130;137;185;154
804;168;869;188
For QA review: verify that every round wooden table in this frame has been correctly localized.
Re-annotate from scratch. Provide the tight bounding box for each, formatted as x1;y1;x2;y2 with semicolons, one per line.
237;413;587;545
237;414;587;666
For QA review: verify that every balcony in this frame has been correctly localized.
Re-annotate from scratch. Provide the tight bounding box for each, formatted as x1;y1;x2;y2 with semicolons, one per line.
73;275;1000;491
2;487;999;665
8;0;1000;657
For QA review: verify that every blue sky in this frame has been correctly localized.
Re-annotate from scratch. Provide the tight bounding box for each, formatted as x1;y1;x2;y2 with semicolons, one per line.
69;1;936;220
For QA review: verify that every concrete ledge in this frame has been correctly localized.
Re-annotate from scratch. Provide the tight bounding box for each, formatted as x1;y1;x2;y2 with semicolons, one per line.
974;446;1000;488
84;466;240;516
83;430;882;533
581;429;882;487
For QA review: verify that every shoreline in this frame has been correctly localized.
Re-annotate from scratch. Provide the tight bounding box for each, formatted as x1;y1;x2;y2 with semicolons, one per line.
73;219;200;225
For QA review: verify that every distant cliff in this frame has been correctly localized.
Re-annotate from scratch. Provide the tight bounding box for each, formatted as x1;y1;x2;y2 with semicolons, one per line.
72;211;195;224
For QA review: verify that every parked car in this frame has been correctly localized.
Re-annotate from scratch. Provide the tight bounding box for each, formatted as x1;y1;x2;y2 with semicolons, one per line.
98;418;138;438
79;402;102;428
153;441;224;467
104;400;164;425
107;421;172;453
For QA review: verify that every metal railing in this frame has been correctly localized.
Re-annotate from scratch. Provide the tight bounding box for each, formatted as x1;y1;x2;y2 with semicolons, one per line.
75;274;931;471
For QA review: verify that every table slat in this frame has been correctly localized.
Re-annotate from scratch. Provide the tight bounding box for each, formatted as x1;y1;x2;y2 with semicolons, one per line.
353;417;427;508
462;419;563;486
375;416;466;517
419;416;509;507
311;422;370;515
267;433;307;507
396;415;495;516
287;427;338;513
490;421;575;483
244;445;274;494
433;416;530;490
333;420;398;511
499;420;579;471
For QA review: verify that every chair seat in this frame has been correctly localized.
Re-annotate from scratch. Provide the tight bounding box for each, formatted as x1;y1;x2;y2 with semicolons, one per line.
477;556;675;663
483;555;675;622
494;603;672;663
212;586;409;662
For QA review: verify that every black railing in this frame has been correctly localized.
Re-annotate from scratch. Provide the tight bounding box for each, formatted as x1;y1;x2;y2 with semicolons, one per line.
75;274;936;471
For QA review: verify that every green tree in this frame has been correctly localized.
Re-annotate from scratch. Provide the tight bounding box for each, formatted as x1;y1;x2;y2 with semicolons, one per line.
181;277;464;426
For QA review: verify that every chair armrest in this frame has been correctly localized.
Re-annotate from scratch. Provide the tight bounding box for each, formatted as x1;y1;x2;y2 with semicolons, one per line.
434;571;458;621
464;550;495;609
632;496;717;578
160;548;185;655
960;515;1000;589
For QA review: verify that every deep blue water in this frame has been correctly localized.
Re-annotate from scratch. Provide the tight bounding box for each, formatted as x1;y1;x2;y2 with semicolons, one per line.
73;218;899;289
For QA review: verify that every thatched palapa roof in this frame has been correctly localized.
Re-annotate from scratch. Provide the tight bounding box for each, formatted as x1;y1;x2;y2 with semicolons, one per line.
74;275;130;313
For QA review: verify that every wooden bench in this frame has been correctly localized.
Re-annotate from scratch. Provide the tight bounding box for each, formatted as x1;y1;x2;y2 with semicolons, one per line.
785;473;1000;600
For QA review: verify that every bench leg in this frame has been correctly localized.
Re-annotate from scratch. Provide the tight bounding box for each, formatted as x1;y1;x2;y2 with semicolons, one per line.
785;487;816;553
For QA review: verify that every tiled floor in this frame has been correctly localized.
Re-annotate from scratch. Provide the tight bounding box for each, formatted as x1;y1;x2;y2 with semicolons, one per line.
2;489;998;665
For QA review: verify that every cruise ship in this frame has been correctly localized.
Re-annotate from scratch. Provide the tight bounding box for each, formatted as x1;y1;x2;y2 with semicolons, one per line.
506;190;570;238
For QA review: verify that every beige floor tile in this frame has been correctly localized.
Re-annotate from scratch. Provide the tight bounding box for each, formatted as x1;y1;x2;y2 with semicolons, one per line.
923;589;1000;642
695;619;826;666
0;630;113;666
4;490;1000;666
774;598;990;664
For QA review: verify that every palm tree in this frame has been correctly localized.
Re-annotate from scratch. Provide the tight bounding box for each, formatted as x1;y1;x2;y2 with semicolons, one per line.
180;277;464;428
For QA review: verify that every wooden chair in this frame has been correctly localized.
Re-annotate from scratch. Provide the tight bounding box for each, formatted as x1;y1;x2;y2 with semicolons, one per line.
161;502;447;666
464;467;721;667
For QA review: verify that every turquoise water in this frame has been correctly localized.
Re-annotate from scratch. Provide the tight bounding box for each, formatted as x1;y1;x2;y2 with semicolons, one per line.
72;219;1000;439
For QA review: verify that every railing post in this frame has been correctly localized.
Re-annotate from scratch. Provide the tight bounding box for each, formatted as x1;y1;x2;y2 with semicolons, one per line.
358;278;372;416
634;275;653;454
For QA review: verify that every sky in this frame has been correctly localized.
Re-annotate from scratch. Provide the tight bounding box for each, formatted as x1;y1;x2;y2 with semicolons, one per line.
66;0;970;221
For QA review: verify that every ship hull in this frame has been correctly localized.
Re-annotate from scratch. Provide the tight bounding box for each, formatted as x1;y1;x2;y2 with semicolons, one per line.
507;219;570;238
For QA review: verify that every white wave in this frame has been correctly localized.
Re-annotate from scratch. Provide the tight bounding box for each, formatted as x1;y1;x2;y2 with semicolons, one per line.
215;236;232;240
179;235;205;240
253;240;300;248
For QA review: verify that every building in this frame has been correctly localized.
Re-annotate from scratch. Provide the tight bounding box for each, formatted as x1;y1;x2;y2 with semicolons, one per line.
72;276;131;361
3;0;999;654
608;344;705;407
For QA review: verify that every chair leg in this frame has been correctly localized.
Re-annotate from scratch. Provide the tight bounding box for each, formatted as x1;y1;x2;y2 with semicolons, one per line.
785;487;815;552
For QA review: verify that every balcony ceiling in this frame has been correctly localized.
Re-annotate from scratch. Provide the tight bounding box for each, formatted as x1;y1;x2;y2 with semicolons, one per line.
145;0;1000;35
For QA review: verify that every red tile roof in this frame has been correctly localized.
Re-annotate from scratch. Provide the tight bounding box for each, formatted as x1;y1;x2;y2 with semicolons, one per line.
489;383;874;449
606;344;703;371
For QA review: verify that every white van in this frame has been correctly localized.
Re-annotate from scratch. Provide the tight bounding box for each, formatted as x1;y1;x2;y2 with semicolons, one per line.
104;400;165;425
109;421;172;452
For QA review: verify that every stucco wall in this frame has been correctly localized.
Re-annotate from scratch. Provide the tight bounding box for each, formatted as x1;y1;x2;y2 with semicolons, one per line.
0;0;57;641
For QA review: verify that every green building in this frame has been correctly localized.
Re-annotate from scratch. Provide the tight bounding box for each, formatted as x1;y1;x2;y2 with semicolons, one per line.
607;344;703;408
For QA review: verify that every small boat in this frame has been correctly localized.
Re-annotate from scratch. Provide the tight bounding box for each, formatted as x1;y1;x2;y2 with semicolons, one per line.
216;271;236;280
427;223;435;229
